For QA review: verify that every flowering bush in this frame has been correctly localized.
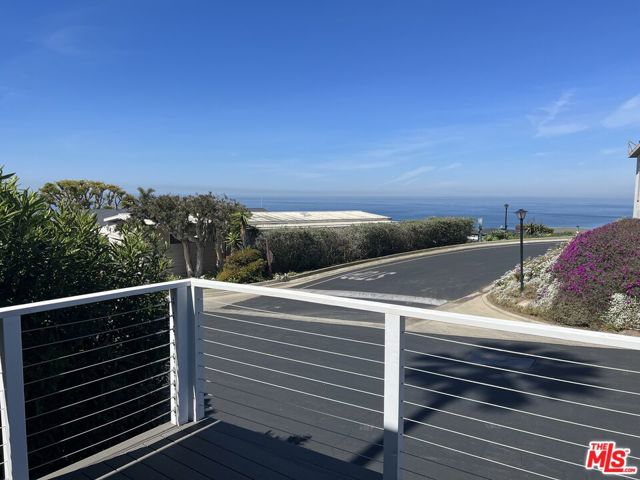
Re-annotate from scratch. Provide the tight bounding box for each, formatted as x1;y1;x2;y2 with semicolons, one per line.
551;219;640;326
491;219;640;331
490;244;564;315
602;293;640;330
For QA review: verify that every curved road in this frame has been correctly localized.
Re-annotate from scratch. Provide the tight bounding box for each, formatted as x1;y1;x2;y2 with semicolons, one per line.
228;241;559;319
201;241;640;480
298;241;558;306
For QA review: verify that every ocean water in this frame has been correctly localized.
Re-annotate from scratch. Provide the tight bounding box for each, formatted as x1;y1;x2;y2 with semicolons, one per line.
236;196;633;229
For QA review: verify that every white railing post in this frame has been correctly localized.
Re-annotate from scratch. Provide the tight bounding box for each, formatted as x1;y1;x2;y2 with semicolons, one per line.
190;285;205;421
0;316;29;480
383;313;405;480
169;286;190;425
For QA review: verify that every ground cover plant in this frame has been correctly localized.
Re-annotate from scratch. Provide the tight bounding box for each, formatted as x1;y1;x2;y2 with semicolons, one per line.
490;219;640;331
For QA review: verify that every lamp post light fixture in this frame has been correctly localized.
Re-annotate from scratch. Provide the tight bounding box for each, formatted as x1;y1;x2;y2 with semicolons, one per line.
515;209;527;292
504;203;509;231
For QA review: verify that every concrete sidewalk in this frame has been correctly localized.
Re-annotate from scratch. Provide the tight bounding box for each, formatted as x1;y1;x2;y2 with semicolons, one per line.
436;288;540;322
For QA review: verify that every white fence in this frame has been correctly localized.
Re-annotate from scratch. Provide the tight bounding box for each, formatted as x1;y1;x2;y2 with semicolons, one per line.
1;278;640;479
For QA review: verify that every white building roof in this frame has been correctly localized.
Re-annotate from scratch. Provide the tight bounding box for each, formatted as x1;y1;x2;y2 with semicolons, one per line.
248;210;392;229
103;213;154;225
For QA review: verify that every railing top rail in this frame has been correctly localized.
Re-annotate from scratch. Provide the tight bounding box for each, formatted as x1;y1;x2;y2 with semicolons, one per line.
0;279;190;318
192;278;640;351
3;277;640;351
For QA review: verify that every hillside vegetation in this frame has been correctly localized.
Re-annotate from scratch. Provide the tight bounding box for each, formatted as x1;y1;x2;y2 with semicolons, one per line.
491;219;640;331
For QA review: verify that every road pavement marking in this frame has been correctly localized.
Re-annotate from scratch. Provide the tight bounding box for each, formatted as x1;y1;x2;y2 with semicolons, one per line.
299;240;562;288
339;271;397;281
301;289;448;306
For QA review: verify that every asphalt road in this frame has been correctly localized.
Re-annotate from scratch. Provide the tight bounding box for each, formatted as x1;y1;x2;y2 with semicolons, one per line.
228;241;559;322
201;242;640;480
298;241;558;304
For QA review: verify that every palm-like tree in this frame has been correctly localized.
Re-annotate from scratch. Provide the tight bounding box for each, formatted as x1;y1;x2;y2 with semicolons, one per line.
225;230;243;252
231;210;252;247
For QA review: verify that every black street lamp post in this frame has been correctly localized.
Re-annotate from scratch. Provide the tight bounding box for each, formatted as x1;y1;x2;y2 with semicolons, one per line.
504;203;509;231
515;209;527;292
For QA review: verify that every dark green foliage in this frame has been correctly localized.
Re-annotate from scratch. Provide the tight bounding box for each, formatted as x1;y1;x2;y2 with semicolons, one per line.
523;222;554;236
129;189;247;277
257;217;473;274
217;248;267;283
1;168;172;475
484;229;516;241
40;179;133;209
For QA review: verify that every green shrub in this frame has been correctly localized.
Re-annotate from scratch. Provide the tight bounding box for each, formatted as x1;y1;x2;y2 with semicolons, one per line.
484;229;516;241
0;168;171;475
522;222;554;236
257;217;473;274
217;248;267;283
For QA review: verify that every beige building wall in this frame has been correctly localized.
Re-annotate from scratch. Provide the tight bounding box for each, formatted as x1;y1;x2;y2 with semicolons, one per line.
168;241;217;277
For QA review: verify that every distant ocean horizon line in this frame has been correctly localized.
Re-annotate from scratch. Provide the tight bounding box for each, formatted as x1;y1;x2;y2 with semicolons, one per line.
234;195;633;229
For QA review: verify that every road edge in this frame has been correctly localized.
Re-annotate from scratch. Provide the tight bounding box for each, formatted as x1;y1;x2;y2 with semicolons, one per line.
260;237;568;289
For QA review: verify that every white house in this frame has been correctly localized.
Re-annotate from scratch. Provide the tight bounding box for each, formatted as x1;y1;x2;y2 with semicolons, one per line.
99;213;216;277
248;210;392;230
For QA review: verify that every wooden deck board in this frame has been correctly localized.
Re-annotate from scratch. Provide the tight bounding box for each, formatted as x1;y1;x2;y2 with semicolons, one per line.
45;418;383;480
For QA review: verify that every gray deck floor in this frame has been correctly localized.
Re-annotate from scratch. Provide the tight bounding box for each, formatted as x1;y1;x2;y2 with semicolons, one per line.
47;417;382;480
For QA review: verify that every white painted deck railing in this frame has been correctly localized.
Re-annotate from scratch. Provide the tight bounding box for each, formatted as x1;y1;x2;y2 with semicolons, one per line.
1;278;640;479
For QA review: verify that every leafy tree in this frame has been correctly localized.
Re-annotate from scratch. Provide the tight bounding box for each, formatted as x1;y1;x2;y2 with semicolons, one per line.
225;230;243;252
130;190;247;277
40;179;134;210
0;168;171;475
230;210;253;246
129;190;195;275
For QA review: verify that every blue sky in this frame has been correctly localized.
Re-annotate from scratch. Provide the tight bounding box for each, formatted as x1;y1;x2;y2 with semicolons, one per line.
2;0;640;198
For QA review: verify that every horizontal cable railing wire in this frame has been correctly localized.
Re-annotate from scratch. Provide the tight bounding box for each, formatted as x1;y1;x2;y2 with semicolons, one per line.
402;331;640;479
404;382;640;440
205;300;384;347
23;329;171;369
403;399;640;463
200;302;387;473
405;330;640;374
203;381;383;434
2;278;640;479
21;302;167;334
23;315;170;351
404;347;640;397
208;396;384;464
203;370;383;414
203;338;384;381
405;365;640;417
202;354;384;398
27;370;172;421
403;435;562;480
29;411;172;473
201;326;383;365
20;292;174;478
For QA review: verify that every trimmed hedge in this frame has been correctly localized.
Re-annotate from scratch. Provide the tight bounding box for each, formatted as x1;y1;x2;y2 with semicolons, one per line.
257;217;473;274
